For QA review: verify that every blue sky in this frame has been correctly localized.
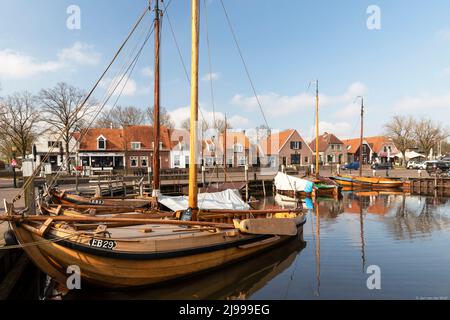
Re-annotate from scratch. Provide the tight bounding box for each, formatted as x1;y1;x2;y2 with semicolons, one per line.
1;0;450;140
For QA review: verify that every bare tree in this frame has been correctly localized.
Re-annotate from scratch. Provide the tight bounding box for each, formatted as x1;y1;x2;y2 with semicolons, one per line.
213;118;232;134
147;106;174;129
413;119;448;158
96;105;146;128
0;92;40;160
180;116;231;134
384;115;415;167
39;82;96;173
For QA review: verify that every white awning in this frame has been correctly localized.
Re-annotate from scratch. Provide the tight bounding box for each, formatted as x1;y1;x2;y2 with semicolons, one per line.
158;189;250;212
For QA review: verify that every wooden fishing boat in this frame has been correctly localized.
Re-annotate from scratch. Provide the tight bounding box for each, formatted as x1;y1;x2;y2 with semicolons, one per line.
49;189;155;209
66;230;306;300
330;174;403;189
4;201;305;288
274;172;340;199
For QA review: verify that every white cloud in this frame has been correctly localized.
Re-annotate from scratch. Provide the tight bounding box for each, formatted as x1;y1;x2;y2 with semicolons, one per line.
0;49;61;78
0;42;101;79
141;66;154;78
307;121;353;141
202;72;220;81
57;42;101;66
168;105;250;130
231;82;368;117
393;92;450;111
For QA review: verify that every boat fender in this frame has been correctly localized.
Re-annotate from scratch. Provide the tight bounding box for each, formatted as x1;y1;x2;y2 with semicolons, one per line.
4;230;18;246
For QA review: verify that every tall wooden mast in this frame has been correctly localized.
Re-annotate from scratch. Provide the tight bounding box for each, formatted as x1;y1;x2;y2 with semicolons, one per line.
315;80;320;178
358;96;364;177
188;0;200;210
152;0;161;196
224;114;227;183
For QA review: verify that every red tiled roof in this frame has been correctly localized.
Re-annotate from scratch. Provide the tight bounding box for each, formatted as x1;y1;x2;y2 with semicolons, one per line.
260;129;295;154
365;136;394;154
74;126;171;151
309;132;344;152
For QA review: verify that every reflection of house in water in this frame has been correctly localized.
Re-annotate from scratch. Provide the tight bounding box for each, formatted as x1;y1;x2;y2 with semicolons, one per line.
316;198;345;218
389;196;450;240
344;192;394;215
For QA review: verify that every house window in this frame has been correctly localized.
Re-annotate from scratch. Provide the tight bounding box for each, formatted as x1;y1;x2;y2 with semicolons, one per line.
233;144;243;153
304;156;309;163
291;154;301;165
238;156;246;166
140;156;148;167
98;137;106;150
48;141;62;148
290;141;302;150
130;156;138;167
174;155;181;167
131;142;141;150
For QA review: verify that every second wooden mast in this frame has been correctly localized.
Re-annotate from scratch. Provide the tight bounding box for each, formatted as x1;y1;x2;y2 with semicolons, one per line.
152;0;161;197
188;0;200;212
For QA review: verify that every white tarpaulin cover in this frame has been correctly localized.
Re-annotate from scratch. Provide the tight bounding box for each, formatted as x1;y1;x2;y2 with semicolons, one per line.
158;189;250;212
274;172;314;193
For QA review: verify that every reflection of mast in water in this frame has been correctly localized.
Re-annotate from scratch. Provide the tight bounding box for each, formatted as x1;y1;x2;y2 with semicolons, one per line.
315;203;321;296
359;201;366;273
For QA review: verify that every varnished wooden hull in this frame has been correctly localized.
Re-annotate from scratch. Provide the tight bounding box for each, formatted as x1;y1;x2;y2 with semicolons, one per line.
50;190;155;209
330;175;403;189
12;217;306;289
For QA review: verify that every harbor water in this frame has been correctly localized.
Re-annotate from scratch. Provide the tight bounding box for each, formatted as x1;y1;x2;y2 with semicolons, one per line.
64;192;450;300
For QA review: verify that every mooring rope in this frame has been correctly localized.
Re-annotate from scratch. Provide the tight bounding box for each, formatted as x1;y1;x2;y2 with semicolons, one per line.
0;233;79;251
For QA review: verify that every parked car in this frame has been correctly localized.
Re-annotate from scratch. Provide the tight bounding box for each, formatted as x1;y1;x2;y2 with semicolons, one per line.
371;162;393;170
418;160;437;170
341;162;360;171
426;161;450;176
407;160;422;169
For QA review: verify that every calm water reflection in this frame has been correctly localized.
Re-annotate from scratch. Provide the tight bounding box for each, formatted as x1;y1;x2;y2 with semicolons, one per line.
67;192;450;300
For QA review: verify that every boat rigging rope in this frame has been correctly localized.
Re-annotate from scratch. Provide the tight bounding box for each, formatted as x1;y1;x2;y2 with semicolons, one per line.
0;233;79;251
219;0;270;130
12;5;152;204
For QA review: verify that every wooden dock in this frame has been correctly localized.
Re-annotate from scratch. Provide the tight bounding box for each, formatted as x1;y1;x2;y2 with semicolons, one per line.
409;178;450;197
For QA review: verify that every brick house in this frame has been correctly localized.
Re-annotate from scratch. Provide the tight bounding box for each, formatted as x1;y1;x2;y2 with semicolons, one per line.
170;129;190;169
74;125;172;172
309;132;347;165
202;131;250;168
365;136;400;163
342;138;373;164
260;129;313;168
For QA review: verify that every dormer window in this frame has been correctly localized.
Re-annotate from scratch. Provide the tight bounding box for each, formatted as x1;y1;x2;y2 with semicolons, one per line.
97;135;106;150
131;142;141;150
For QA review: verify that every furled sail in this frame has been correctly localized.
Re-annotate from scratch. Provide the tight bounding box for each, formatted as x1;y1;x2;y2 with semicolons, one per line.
158;189;250;212
274;172;314;193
